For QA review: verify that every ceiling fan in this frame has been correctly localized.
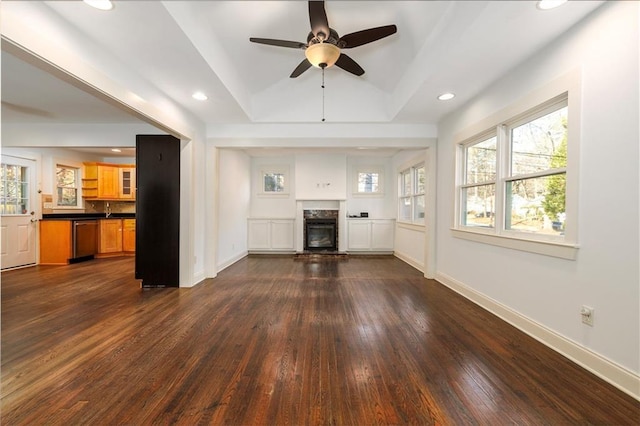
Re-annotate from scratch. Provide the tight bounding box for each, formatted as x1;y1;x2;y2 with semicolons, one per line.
249;1;397;78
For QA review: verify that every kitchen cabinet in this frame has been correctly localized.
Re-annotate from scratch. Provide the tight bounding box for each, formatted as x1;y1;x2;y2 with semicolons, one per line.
122;219;136;252
98;219;123;254
82;162;136;200
119;167;135;199
347;219;395;252
248;219;295;251
39;220;72;265
97;165;119;199
81;164;98;198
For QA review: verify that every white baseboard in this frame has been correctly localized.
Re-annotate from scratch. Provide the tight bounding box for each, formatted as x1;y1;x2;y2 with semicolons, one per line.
394;251;424;273
348;251;394;256
436;272;640;401
217;251;248;273
190;270;207;287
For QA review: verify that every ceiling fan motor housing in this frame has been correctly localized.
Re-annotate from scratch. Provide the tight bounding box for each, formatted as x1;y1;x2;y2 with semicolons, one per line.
307;28;341;46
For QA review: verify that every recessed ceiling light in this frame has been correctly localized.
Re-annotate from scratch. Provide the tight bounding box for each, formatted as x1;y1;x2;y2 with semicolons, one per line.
437;92;455;101
192;92;208;101
536;0;568;10
83;0;114;11
111;148;122;153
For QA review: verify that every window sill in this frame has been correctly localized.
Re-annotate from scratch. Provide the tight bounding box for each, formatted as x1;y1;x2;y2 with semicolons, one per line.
397;221;426;232
352;192;385;198
257;192;290;198
451;228;578;260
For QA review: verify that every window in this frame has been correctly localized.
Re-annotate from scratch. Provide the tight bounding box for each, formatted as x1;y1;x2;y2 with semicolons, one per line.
461;135;497;228
398;162;425;224
506;103;567;234
263;172;285;193
260;166;289;196
353;166;384;196
0;162;29;214
455;94;576;258
55;164;80;207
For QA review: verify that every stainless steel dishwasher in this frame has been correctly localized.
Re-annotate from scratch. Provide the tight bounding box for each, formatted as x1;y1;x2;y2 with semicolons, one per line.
71;220;98;262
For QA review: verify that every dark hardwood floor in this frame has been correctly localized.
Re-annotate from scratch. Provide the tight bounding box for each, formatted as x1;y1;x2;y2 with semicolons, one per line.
2;256;638;425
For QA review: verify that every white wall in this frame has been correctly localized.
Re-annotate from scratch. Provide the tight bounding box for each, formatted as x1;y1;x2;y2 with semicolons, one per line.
346;156;395;219
435;1;639;395
249;156;296;218
248;154;394;219
2;123;160;147
295;154;347;200
391;149;429;272
217;149;251;270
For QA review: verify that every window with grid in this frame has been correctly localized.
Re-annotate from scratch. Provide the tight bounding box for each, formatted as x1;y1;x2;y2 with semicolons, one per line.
398;163;425;224
457;95;569;242
263;172;285;193
260;166;289;196
354;166;384;196
0;163;29;215
56;165;80;207
358;172;378;193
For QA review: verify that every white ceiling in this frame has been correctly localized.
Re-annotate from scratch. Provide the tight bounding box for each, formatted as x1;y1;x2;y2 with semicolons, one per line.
2;1;603;128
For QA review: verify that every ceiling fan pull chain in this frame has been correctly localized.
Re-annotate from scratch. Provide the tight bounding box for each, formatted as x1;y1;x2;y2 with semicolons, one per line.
321;67;325;122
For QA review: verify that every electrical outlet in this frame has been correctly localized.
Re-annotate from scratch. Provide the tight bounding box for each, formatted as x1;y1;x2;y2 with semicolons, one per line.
580;305;594;326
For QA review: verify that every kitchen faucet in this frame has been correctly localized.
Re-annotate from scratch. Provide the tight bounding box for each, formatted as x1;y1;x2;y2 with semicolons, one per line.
106;202;112;218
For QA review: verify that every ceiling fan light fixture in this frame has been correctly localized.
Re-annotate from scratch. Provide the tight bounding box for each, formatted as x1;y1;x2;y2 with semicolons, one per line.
83;0;114;11
305;43;340;69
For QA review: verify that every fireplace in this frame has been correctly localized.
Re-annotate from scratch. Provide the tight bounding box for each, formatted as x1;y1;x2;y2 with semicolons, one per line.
305;218;337;251
303;209;338;252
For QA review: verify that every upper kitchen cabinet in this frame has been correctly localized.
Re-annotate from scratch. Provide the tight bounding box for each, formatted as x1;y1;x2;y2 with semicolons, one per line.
119;167;135;199
97;164;119;199
82;162;136;201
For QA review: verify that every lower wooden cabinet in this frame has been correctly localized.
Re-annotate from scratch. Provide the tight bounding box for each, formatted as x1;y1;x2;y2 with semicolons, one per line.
99;219;123;254
39;221;72;265
98;218;136;255
40;218;136;264
122;219;136;252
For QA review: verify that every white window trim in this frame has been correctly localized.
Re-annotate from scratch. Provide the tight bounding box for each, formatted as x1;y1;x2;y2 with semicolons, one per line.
258;166;290;197
452;69;582;260
54;158;83;209
352;165;384;197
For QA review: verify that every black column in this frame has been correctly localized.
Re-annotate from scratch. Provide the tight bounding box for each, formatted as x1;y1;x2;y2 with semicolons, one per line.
135;134;180;287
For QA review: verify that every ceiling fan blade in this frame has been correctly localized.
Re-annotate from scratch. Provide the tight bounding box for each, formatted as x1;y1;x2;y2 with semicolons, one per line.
334;54;364;76
309;1;330;40
339;25;397;49
249;37;306;49
290;59;312;78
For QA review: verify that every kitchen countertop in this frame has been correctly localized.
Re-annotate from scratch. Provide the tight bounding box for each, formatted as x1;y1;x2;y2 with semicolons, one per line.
42;213;136;220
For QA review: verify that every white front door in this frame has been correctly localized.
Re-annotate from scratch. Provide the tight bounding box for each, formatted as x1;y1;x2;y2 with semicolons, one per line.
1;155;38;270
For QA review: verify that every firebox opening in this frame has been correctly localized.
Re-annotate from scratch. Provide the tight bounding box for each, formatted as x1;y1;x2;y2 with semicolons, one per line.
305;218;337;251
